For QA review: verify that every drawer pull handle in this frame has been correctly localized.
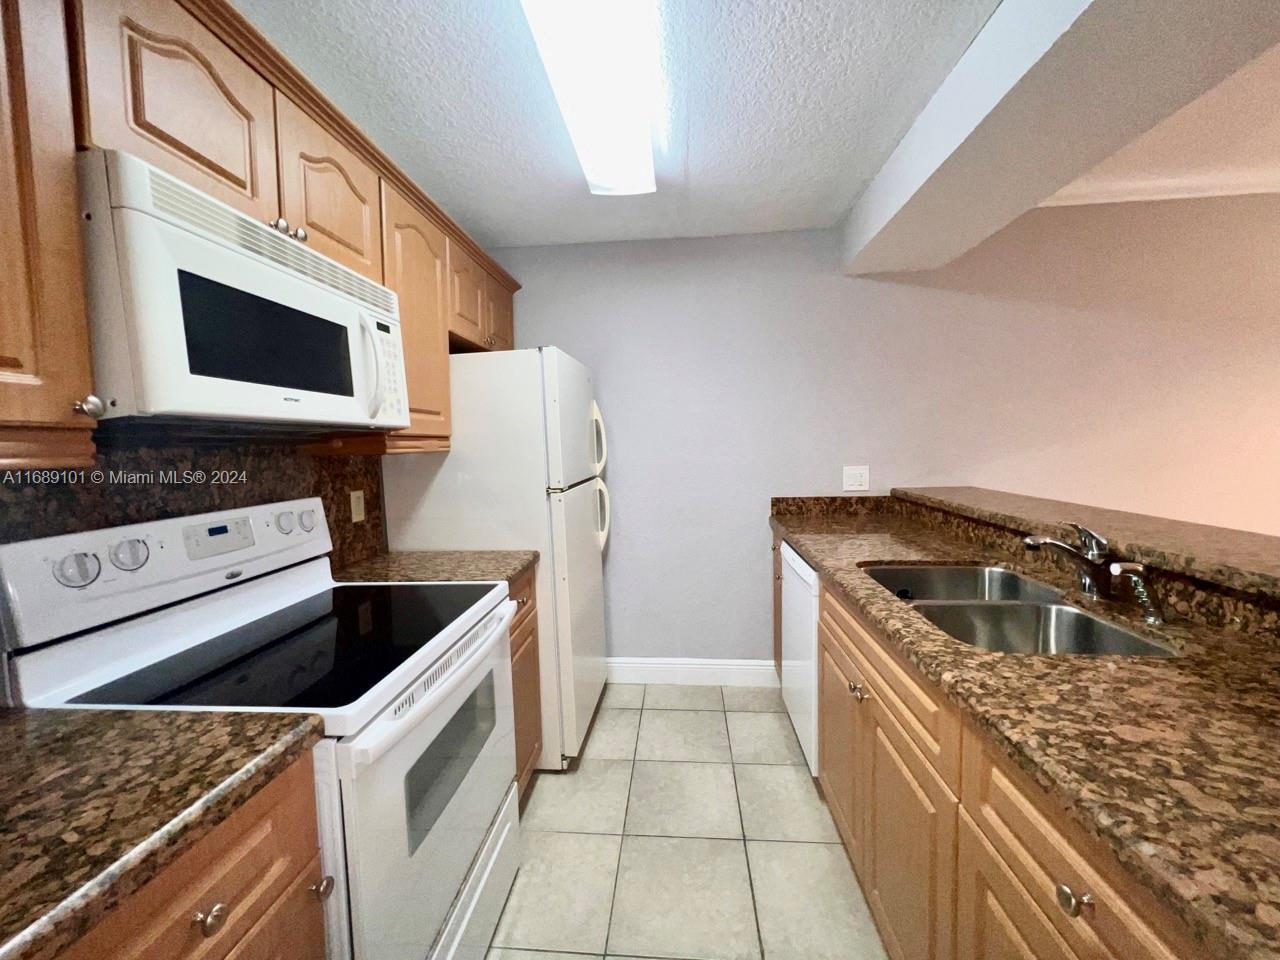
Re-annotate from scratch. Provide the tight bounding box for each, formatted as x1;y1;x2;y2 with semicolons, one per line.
192;902;228;937
1055;883;1095;917
517;596;529;607
310;876;336;901
848;681;871;703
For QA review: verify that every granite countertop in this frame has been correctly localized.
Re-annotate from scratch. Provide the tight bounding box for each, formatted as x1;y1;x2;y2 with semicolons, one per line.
0;709;323;960
772;509;1280;960
336;549;539;584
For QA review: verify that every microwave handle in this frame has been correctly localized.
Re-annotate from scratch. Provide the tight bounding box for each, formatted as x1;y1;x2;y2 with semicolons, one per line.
346;599;517;773
359;313;387;418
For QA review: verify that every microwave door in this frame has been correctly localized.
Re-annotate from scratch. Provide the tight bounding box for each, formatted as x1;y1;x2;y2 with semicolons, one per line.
114;209;401;428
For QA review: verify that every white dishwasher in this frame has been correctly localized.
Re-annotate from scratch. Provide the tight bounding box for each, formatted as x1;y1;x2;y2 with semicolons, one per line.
780;542;820;775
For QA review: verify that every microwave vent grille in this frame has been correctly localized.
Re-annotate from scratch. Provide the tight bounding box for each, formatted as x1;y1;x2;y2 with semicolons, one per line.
148;173;395;315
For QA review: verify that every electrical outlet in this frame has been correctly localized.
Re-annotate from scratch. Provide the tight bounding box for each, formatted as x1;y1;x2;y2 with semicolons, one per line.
843;465;870;492
349;490;366;523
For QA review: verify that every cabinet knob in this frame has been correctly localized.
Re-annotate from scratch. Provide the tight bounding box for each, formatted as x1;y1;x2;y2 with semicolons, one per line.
309;876;336;901
774;574;782;581
517;596;529;607
292;226;309;243
72;394;106;418
1054;883;1095;918
268;217;290;233
848;681;871;703
192;902;228;937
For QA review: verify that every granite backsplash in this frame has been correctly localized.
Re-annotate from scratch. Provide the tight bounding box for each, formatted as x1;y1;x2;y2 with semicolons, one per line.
0;444;385;569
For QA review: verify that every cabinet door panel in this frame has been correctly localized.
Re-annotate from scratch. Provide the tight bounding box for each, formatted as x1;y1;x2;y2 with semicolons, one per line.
512;616;543;800
447;239;485;347
772;541;782;677
957;811;1079;960
861;696;957;960
75;0;278;220
223;854;327;960
381;181;448;438
818;631;861;865
0;0;95;463
485;275;514;351
276;93;381;281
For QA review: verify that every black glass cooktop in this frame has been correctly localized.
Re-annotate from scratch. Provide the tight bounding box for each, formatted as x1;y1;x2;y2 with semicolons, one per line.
71;582;496;709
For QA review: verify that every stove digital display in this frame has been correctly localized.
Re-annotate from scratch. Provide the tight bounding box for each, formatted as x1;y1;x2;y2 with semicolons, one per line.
208;524;229;536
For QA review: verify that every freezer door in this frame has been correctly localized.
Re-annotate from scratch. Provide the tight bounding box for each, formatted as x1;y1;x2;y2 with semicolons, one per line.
548;478;608;756
543;348;598;490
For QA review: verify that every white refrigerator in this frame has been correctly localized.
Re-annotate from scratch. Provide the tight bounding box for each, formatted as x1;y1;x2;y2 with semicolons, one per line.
382;347;610;770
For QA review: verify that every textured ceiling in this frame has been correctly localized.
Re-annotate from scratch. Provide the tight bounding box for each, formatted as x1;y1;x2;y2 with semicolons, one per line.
230;0;1000;248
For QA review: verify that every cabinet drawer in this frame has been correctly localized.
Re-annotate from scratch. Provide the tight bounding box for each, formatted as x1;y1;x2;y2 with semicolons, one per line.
962;731;1206;960
510;568;536;634
819;587;960;790
59;754;318;960
223;855;326;960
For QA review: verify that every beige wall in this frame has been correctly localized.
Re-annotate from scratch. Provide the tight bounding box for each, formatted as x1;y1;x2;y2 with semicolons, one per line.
497;195;1280;659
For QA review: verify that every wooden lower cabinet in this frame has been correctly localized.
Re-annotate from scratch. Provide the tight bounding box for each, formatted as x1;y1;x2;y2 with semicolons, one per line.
817;630;862;859
814;584;1211;960
510;567;542;800
223;855;326;960
860;693;957;960
957;810;1078;960
57;754;326;960
1;0;97;466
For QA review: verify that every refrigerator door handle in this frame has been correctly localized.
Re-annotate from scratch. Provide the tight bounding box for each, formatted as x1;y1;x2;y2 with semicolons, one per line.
596;479;611;550
591;400;608;475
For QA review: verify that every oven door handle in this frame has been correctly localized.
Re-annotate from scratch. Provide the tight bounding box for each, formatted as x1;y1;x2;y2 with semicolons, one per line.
359;312;387;419
346;599;516;774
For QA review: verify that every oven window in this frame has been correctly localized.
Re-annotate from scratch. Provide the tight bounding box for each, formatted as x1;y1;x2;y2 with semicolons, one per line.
179;270;355;396
404;673;497;856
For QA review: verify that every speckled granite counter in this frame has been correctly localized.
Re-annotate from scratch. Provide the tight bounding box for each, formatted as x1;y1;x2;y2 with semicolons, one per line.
336;549;538;584
0;709;323;960
771;502;1280;960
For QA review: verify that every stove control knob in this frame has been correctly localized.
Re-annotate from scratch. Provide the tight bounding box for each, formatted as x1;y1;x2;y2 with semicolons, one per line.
109;538;149;571
298;509;317;533
52;551;101;588
275;511;296;534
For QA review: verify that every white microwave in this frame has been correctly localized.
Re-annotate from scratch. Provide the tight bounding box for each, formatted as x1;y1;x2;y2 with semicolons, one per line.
77;149;409;430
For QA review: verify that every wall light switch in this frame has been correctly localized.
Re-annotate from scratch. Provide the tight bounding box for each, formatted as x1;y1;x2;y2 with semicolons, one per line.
843;465;870;492
349;490;366;523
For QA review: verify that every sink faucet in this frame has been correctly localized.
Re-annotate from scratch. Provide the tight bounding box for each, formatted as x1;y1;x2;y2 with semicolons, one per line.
1109;562;1164;625
1022;522;1112;596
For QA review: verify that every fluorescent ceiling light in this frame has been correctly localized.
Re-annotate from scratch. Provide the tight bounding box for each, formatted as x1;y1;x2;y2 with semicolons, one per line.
520;0;661;196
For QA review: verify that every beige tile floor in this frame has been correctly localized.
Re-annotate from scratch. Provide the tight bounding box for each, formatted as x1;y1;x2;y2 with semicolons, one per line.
489;683;888;960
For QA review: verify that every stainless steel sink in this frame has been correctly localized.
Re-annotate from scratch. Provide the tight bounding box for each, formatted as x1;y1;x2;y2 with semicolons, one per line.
914;603;1174;657
864;565;1062;603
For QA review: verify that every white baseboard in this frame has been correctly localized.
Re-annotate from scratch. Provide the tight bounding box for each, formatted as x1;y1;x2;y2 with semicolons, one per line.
606;657;778;687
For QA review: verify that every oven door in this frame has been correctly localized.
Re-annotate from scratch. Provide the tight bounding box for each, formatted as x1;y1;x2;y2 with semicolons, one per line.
111;206;406;428
336;601;517;960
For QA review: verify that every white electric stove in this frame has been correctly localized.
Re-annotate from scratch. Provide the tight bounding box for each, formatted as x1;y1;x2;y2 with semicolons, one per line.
0;498;520;960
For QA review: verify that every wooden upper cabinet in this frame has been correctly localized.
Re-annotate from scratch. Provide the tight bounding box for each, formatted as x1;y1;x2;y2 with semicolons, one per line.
447;239;486;347
381;181;449;441
73;0;278;220
485;275;514;351
275;93;382;281
0;0;96;466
